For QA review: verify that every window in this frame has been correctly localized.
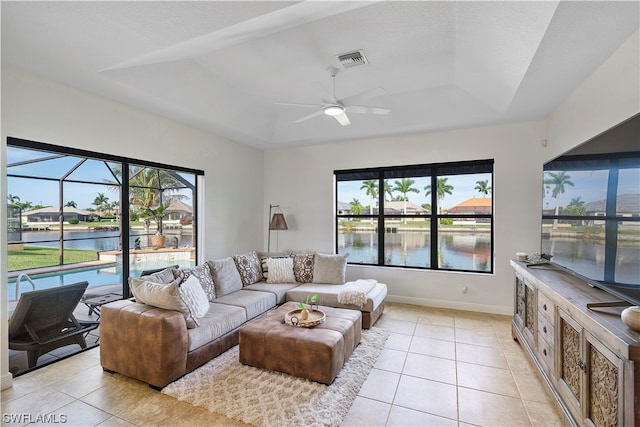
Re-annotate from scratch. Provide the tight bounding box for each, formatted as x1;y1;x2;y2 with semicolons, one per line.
336;160;493;273
6;137;203;299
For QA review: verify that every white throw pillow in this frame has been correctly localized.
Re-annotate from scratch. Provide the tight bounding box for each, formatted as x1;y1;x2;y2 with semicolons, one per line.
312;253;348;284
178;275;210;320
266;257;297;283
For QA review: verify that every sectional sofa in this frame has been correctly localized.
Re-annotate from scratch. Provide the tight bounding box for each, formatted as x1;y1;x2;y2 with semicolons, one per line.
99;251;387;388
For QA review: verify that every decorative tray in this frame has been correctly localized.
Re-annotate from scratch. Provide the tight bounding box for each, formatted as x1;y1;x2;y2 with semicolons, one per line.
285;308;326;328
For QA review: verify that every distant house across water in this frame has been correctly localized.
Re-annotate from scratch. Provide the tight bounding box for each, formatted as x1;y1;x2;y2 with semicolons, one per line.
446;198;492;215
22;206;92;222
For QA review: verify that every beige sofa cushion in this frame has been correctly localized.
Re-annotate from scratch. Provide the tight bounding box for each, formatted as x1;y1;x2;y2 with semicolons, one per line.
187;303;247;351
244;283;299;305
286;282;387;313
212;289;277;320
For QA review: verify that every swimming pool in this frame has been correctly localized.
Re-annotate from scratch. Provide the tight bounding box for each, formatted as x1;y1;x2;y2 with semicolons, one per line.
8;260;195;300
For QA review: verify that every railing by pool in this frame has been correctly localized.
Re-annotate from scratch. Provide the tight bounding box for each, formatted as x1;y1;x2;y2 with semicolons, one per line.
14;273;36;300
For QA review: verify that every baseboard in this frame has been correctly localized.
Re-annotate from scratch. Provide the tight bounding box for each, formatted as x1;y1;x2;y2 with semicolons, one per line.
1;372;14;391
386;295;512;316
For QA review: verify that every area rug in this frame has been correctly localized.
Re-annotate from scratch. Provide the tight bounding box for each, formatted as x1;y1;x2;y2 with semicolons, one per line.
162;327;389;427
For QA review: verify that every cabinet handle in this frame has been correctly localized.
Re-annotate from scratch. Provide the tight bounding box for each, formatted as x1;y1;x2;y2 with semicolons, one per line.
543;303;547;311
577;360;587;373
543;326;547;334
543;349;547;356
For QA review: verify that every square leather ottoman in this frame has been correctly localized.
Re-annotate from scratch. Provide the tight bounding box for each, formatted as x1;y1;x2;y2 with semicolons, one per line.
239;301;362;384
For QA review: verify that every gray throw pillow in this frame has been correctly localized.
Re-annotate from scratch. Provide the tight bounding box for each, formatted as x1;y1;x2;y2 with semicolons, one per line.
129;279;201;328
312;253;348;284
207;257;243;296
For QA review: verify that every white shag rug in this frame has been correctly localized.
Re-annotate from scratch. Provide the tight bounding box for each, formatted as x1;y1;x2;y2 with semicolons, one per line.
162;327;389;427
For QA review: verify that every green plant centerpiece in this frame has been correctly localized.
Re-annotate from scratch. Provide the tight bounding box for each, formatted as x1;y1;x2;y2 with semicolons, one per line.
298;294;318;321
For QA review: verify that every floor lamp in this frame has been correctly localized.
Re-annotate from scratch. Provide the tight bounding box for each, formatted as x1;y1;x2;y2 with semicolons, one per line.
268;204;288;252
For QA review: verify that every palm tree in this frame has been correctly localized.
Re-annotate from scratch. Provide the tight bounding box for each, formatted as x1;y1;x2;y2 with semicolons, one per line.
349;198;364;215
474;180;491;198
64;200;77;208
544;171;574;229
383;180;393;201
7;194;20;205
360;180;378;222
567;196;585;208
392;178;420;223
93;193;109;216
425;177;454;213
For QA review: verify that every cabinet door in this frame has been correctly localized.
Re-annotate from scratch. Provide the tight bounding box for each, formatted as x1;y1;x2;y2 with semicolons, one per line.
515;274;526;327
585;331;623;427
514;275;536;345
557;310;583;418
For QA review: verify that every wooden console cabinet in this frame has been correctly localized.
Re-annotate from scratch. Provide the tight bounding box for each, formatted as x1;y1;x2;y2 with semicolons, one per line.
511;260;639;427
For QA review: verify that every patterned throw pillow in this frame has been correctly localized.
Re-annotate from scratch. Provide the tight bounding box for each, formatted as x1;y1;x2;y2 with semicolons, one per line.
293;253;315;283
173;264;216;301
233;251;263;286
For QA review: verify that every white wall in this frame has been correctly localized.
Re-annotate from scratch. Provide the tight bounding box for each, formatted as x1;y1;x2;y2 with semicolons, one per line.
264;122;547;315
0;65;264;390
546;29;640;160
263;29;640;317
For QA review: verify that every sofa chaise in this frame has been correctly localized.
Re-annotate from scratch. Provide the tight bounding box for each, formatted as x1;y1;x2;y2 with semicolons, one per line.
100;251;387;388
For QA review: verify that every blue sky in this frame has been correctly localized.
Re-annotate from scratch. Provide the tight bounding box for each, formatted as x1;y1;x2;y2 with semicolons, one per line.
337;173;492;210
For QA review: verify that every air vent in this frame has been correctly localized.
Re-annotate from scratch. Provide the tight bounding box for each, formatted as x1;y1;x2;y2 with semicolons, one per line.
336;50;368;68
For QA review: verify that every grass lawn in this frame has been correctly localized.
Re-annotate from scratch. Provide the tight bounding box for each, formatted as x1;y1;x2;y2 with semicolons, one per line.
8;245;98;271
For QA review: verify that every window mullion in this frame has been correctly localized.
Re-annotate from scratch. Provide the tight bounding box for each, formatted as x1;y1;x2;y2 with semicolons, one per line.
430;174;438;269
378;174;385;266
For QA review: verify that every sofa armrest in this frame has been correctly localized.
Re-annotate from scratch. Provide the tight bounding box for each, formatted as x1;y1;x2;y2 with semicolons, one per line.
100;299;189;388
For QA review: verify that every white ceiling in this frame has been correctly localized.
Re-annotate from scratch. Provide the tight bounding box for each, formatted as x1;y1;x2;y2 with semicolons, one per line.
2;1;639;150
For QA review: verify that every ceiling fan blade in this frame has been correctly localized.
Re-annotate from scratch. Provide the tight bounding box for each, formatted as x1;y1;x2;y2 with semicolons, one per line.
340;87;387;106
274;102;323;108
294;109;325;123
333;112;351;126
346;105;391;115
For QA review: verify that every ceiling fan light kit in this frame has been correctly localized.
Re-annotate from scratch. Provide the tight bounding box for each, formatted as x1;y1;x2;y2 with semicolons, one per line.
274;66;390;127
323;105;344;116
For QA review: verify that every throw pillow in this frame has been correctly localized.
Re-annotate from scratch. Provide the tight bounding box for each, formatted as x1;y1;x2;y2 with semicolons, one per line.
312;253;348;284
129;275;173;303
172;264;216;301
233;251;263;286
178;275;210;321
293;253;315;283
266;257;297;283
207;257;243;297
139;266;176;284
129;279;199;328
261;255;291;281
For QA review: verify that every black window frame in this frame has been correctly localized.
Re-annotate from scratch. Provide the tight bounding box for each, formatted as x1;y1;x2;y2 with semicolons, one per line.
335;159;494;274
7;136;204;296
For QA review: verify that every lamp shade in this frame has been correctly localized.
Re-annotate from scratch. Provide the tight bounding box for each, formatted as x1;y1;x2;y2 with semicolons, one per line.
269;213;288;230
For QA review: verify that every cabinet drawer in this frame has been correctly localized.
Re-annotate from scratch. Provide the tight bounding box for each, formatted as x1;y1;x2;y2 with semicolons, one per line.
537;292;555;323
537;334;555;372
537;311;555;344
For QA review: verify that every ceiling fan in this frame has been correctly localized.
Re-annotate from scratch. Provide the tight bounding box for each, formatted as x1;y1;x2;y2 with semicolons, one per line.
275;67;390;126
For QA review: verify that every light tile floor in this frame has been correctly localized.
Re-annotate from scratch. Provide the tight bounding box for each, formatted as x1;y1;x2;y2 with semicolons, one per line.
2;302;567;426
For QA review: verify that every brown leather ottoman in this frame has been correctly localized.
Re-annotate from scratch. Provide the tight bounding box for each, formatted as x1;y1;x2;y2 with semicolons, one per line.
239;301;362;384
